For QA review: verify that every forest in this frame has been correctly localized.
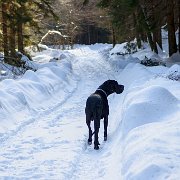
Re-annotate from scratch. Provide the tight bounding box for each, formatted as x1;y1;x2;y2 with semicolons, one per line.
0;0;179;68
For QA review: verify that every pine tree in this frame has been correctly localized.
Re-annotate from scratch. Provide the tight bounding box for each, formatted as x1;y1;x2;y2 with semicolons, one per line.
1;1;9;62
0;0;57;65
166;0;177;56
178;0;180;52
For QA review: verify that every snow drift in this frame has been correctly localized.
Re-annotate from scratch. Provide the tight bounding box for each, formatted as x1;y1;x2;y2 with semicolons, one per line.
0;55;76;135
118;63;180;180
122;85;178;137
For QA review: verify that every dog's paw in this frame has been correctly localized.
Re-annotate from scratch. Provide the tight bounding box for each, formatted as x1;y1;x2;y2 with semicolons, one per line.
104;136;107;141
94;145;99;150
88;141;92;145
88;139;92;145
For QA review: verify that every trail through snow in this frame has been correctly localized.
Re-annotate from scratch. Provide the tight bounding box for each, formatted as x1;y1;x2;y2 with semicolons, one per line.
0;46;124;179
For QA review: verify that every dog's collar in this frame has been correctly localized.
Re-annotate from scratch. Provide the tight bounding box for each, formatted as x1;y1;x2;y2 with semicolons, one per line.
97;88;107;97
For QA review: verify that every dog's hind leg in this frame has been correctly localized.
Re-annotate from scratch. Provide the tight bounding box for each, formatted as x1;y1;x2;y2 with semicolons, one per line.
86;113;92;145
94;118;100;150
93;106;102;150
104;115;108;141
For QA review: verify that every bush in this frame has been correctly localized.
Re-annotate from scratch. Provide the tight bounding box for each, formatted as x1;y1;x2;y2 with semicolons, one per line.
166;64;180;81
0;52;38;80
111;42;138;56
141;56;166;67
123;42;137;54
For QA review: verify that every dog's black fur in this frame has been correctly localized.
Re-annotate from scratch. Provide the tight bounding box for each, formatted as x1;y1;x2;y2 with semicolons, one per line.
85;80;124;150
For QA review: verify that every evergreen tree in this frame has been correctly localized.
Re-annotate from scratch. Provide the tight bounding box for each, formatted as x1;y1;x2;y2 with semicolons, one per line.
97;0;177;56
179;0;180;52
1;1;9;62
0;0;57;65
166;0;177;56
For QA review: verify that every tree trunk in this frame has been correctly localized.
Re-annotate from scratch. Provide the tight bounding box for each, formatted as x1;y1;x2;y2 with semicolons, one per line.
138;5;154;51
147;31;154;51
17;2;24;54
9;23;16;62
2;2;9;62
88;25;91;44
153;0;162;50
17;22;24;53
167;0;177;56
157;27;162;49
152;31;158;54
178;0;180;53
133;12;142;49
112;26;116;47
136;34;142;49
141;32;147;42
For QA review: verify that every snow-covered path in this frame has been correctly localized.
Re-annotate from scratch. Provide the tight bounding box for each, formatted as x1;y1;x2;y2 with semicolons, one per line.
0;45;124;179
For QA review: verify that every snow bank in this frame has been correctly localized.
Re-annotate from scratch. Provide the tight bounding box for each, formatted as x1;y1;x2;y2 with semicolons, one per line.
0;57;76;134
166;64;180;81
122;85;178;137
109;55;140;70
122;110;180;180
32;47;74;64
110;43;128;55
118;62;180;180
167;53;180;63
118;63;153;87
119;63;179;138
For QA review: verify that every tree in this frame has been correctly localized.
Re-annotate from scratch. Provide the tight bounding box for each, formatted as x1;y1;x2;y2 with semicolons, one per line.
97;0;178;56
166;0;177;56
61;0;112;45
98;0;139;44
1;1;9;62
178;0;180;52
0;0;57;65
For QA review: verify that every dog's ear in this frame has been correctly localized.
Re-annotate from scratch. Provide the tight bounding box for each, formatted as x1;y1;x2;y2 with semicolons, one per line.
114;80;118;85
112;80;118;87
105;80;112;85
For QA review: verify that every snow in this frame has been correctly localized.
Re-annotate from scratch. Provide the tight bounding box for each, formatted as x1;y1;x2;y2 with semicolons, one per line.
0;41;180;179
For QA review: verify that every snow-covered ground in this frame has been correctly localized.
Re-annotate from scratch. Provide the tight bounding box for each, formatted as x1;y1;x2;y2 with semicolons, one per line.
0;41;180;179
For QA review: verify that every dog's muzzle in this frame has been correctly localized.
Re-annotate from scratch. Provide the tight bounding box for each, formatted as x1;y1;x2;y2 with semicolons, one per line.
116;84;124;94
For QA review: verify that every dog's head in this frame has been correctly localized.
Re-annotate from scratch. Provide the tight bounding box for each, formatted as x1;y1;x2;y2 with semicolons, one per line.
104;80;124;94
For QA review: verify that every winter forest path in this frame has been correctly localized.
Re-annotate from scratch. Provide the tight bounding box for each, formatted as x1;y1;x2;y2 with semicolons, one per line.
0;46;124;179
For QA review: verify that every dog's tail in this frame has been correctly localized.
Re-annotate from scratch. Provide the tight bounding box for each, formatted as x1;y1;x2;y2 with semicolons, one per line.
91;131;95;137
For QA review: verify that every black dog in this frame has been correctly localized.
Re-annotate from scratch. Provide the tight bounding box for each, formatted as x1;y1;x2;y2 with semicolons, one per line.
85;80;124;150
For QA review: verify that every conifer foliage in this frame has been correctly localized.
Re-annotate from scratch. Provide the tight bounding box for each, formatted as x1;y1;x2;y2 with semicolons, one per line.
0;0;56;65
0;0;179;67
96;0;179;56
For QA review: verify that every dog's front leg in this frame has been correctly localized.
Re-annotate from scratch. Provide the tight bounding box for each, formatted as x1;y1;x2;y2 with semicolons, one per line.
104;115;108;141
